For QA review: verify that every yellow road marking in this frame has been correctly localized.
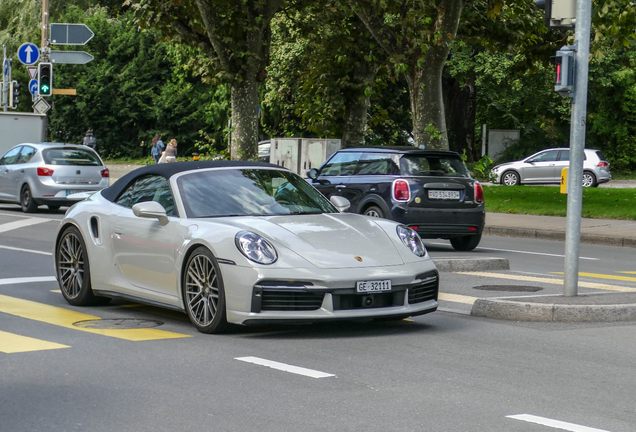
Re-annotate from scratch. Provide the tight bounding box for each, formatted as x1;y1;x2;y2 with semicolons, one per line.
0;294;191;341
551;272;636;282
456;271;636;292
617;271;636;275
0;330;70;353
439;293;478;305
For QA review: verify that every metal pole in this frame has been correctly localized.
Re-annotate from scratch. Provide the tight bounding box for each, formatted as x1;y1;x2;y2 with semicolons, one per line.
41;0;50;61
563;0;592;297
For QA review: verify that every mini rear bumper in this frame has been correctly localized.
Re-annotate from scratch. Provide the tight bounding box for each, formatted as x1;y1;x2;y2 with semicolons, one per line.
390;205;486;239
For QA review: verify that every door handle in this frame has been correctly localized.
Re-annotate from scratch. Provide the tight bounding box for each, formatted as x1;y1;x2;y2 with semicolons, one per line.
336;184;347;188
113;228;124;238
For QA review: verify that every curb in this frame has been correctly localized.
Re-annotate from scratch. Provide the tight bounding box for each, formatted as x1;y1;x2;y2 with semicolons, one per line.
471;297;636;322
433;258;509;272
483;226;636;249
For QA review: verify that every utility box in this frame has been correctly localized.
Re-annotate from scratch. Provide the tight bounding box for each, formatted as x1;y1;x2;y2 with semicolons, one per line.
0;112;47;156
271;138;341;177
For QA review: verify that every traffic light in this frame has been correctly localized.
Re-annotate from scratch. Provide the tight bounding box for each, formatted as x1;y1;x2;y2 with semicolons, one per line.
38;62;53;97
551;48;575;97
536;0;576;29
9;81;20;109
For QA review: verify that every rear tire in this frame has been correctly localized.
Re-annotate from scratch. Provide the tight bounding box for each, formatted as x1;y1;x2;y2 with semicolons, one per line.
56;226;109;306
20;185;38;213
450;234;482;251
182;247;230;334
363;205;384;218
501;171;520;186
582;171;597;188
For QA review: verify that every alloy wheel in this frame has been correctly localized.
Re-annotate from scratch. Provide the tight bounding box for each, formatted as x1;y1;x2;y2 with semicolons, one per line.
502;172;519;186
582;172;596;187
185;254;219;327
58;232;85;299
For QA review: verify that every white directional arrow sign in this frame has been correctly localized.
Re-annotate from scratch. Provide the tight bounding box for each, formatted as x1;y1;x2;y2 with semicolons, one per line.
50;51;94;65
17;42;40;65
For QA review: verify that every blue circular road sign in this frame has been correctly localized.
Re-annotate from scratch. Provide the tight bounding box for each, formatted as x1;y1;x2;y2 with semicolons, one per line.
17;42;40;66
3;59;8;77
29;79;39;95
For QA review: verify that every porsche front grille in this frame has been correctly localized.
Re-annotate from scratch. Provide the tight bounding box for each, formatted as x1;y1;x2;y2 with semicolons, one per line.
408;274;439;304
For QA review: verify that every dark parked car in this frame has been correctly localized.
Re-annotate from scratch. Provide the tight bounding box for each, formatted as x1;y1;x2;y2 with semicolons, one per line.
307;147;485;251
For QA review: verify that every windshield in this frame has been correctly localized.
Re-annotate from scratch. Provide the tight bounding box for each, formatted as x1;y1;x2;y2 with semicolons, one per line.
43;148;102;166
400;154;470;177
178;168;338;218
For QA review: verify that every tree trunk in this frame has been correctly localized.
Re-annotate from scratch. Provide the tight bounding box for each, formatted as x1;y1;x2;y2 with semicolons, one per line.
405;56;449;149
341;64;378;148
231;77;260;160
443;76;478;161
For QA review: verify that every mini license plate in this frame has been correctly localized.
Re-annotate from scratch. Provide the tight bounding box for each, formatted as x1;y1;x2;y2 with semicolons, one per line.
428;190;460;200
356;280;392;293
66;190;84;196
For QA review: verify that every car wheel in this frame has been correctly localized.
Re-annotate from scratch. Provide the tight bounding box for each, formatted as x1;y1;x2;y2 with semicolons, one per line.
20;185;38;213
363;205;384;218
582;171;597;188
501;171;520;186
450;234;482;251
183;247;230;334
56;225;109;306
48;205;61;211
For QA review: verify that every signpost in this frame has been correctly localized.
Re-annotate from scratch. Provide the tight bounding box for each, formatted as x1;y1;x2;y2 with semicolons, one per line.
17;42;40;65
50;51;94;65
50;24;94;45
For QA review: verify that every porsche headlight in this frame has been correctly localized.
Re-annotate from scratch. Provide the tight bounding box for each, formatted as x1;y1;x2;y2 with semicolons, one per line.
235;231;278;264
396;225;426;257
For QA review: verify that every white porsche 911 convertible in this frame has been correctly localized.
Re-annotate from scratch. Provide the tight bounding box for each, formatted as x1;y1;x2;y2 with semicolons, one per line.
54;161;439;333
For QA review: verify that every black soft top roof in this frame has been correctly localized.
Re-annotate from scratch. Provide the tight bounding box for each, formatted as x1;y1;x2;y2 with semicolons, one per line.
101;160;280;202
337;146;461;157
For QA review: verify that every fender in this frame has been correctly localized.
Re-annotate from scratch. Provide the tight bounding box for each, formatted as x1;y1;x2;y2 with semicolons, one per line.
356;193;391;216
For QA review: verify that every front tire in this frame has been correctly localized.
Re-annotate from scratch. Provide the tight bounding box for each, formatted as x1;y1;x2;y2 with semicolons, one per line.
20;185;38;213
363;205;385;218
183;247;229;334
501;171;520;186
56;226;107;306
582;171;597;187
450;234;482;251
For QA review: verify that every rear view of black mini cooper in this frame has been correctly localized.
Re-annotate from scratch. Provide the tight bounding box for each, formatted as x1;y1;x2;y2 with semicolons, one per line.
307;147;485;251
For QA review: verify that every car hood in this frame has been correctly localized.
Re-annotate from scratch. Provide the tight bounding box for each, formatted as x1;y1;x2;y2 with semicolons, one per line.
222;213;405;269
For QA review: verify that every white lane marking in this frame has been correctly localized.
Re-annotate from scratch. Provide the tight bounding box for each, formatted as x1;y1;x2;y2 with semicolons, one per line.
427;242;599;261
236;356;335;379
0;244;52;256
0;217;53;234
507;414;613;432
0;276;57;286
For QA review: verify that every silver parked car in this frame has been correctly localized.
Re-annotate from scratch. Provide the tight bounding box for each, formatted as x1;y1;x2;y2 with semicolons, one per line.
0;143;110;212
53;161;439;333
491;148;611;187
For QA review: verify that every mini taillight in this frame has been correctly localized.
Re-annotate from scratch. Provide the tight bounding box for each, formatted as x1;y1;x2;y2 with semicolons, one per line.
409;225;418;231
101;169;110;178
393;180;410;202
37;167;54;176
597;162;609;167
474;181;484;204
469;226;478;232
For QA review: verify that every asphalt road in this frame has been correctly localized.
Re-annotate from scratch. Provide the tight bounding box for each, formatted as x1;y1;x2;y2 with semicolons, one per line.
1;205;636;432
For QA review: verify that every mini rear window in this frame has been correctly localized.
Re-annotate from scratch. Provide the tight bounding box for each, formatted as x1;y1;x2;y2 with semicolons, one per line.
400;154;470;177
43;148;101;166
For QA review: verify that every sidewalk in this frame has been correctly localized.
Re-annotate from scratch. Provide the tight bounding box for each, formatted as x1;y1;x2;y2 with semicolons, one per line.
484;212;636;248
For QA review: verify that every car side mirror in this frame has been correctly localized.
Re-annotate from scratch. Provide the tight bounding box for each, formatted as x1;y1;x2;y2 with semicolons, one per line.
307;168;319;180
525;159;534;164
132;201;169;225
330;195;351;212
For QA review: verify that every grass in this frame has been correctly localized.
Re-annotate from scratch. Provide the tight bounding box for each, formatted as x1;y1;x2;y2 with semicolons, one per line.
483;186;636;220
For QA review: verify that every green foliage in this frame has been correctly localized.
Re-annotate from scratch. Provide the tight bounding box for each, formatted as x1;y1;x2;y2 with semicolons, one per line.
45;7;229;159
470;154;496;181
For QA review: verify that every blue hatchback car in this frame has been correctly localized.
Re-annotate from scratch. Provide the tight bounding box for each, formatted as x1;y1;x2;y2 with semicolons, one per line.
307;147;485;251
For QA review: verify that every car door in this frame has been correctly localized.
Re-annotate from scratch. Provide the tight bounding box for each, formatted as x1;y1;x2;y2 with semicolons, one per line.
554;150;570;182
309;151;361;204
111;174;184;301
0;146;22;200
520;150;560;183
5;146;37;201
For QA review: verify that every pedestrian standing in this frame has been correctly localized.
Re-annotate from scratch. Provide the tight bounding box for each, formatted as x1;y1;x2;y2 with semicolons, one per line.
164;139;178;163
151;133;165;164
82;129;99;153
